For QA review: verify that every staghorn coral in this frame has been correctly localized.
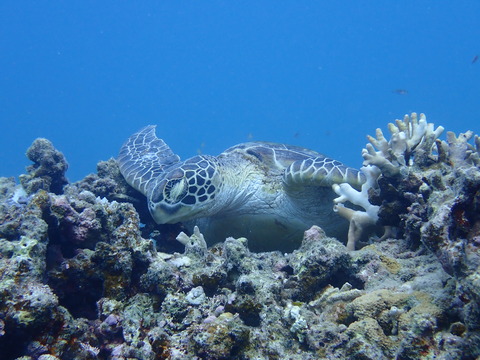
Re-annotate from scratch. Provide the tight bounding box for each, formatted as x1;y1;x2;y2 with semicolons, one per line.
362;113;445;174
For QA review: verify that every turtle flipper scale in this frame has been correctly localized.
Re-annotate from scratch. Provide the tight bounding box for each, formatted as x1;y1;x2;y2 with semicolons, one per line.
283;156;365;190
117;125;180;195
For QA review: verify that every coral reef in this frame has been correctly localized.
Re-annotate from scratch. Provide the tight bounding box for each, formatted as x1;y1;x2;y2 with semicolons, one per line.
333;112;480;353
1;114;479;359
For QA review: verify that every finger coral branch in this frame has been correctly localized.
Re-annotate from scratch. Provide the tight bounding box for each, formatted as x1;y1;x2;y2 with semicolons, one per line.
443;130;478;167
363;113;444;172
332;165;380;250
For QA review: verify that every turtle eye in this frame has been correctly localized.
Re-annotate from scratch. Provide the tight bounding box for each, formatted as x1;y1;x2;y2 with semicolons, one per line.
163;178;187;204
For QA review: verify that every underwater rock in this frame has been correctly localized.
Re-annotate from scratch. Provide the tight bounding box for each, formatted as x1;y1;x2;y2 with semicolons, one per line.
285;225;354;301
19;138;68;195
191;312;249;359
1;119;480;359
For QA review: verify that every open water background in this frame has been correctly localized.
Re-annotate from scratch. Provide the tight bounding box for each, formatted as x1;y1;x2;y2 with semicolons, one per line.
1;1;479;181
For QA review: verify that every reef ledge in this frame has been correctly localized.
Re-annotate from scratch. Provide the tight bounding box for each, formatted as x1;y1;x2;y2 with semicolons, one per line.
1;114;479;359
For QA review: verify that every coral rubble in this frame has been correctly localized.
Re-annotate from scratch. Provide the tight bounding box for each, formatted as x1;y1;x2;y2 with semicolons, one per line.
0;113;479;359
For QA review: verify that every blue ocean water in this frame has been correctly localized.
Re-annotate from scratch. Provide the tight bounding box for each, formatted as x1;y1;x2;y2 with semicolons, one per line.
1;1;479;182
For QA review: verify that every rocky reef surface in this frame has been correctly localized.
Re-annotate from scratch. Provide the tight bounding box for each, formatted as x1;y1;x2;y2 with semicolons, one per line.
1;115;479;359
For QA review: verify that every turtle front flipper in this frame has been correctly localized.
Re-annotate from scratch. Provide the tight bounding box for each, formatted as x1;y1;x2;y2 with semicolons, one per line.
117;125;180;195
283;157;365;189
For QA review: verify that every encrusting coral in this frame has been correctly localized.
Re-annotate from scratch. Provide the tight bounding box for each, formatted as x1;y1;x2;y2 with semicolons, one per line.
0;113;480;359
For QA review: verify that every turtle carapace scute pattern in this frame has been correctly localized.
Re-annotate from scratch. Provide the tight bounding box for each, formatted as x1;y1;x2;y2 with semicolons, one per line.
118;125;365;252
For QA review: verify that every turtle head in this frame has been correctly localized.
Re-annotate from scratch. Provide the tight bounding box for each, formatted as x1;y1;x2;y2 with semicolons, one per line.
147;155;222;224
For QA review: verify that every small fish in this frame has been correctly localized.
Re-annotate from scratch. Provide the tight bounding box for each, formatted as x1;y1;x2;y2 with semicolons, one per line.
472;55;479;64
393;89;408;95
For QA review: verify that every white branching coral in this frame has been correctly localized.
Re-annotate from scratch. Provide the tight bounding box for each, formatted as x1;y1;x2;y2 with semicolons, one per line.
362;113;444;176
333;113;445;250
333;165;381;251
438;130;480;167
176;225;208;258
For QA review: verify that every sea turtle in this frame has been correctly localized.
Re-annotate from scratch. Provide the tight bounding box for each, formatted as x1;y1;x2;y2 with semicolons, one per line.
118;126;365;252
